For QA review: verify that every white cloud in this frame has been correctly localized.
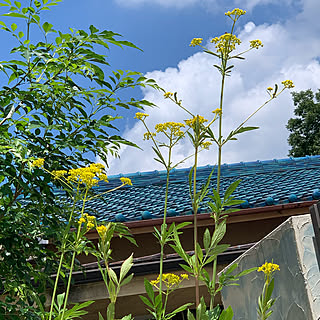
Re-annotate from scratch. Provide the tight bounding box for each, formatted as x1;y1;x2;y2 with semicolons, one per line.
106;0;320;175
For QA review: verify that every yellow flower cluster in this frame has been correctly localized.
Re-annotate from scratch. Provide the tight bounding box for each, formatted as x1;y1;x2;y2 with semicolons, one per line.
250;39;263;49
282;80;295;89
155;122;185;138
52;170;68;179
190;38;203;47
267;87;273;91
211;33;241;54
150;273;189;289
31;158;45;168
225;8;246;21
96;224;107;237
78;213;96;230
67;163;108;188
135;112;149;120
185;115;208;129
212;108;222;115
120;177;133;186
143;132;156;141
163;92;174;99
258;262;280;275
201;141;212;150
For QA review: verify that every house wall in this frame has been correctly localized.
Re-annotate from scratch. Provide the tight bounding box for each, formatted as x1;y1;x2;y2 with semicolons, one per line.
220;214;320;320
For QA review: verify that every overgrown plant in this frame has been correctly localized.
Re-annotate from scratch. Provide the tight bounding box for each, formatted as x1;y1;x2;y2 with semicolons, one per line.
135;113;193;319
30;160;133;319
257;261;280;320
140;273;192;320
0;0;155;317
158;7;294;316
94;222;136;320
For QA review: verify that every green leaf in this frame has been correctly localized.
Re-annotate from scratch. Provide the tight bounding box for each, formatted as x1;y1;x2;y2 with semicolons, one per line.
203;228;211;251
139;295;154;309
57;292;65;309
225;263;238;275
42;21;53;34
119;254;133;283
98;312;105;320
208;305;221;320
211;220;226;246
107;267;118;285
224;179;241;200
144;278;154;303
10;22;16;31
187;309;196;320
2;12;26;19
120;273;133;287
219;306;233;320
166;303;193;319
235;126;259;135
266;278;275;301
237;266;257;277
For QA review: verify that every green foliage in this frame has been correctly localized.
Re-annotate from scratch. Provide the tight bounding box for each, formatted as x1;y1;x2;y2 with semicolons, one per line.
92;223;135;320
0;0;154;318
257;277;276;320
287;89;320;157
140;278;192;320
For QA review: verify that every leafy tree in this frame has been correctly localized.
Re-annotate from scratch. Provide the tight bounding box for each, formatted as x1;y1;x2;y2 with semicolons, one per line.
0;0;155;318
287;89;320;157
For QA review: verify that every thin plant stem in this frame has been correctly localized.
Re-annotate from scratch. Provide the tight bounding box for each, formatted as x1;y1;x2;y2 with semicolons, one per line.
48;184;80;320
159;147;172;298
193;144;200;309
60;188;89;319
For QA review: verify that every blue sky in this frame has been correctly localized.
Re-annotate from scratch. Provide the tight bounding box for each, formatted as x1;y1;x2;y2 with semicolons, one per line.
1;0;320;174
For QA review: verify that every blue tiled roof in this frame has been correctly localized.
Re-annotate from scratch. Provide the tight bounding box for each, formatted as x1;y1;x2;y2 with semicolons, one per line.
74;156;320;222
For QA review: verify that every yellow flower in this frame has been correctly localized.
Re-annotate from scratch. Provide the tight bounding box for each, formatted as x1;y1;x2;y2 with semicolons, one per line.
185;115;208;129
143;132;156;141
87;215;95;222
211;33;241;54
267;87;273;91
52;170;67;180
87;222;94;230
201;141;212;150
78;217;86;224
98;173;109;183
31;158;44;168
66;163;108;188
250;39;263;49
97;225;107;237
155;122;185;138
225;8;246;21
190;38;203;47
120;177;132;186
150;273;189;290
282;80;295;89
134;112;149;120
258;262;280;276
212;108;222;114
163;92;174;99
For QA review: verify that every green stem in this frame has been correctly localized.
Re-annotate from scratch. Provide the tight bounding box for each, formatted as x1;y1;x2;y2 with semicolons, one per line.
193;144;199;310
210;259;217;309
159;145;172;300
48;251;64;320
60;188;89;319
48;185;79;320
163;292;169;319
